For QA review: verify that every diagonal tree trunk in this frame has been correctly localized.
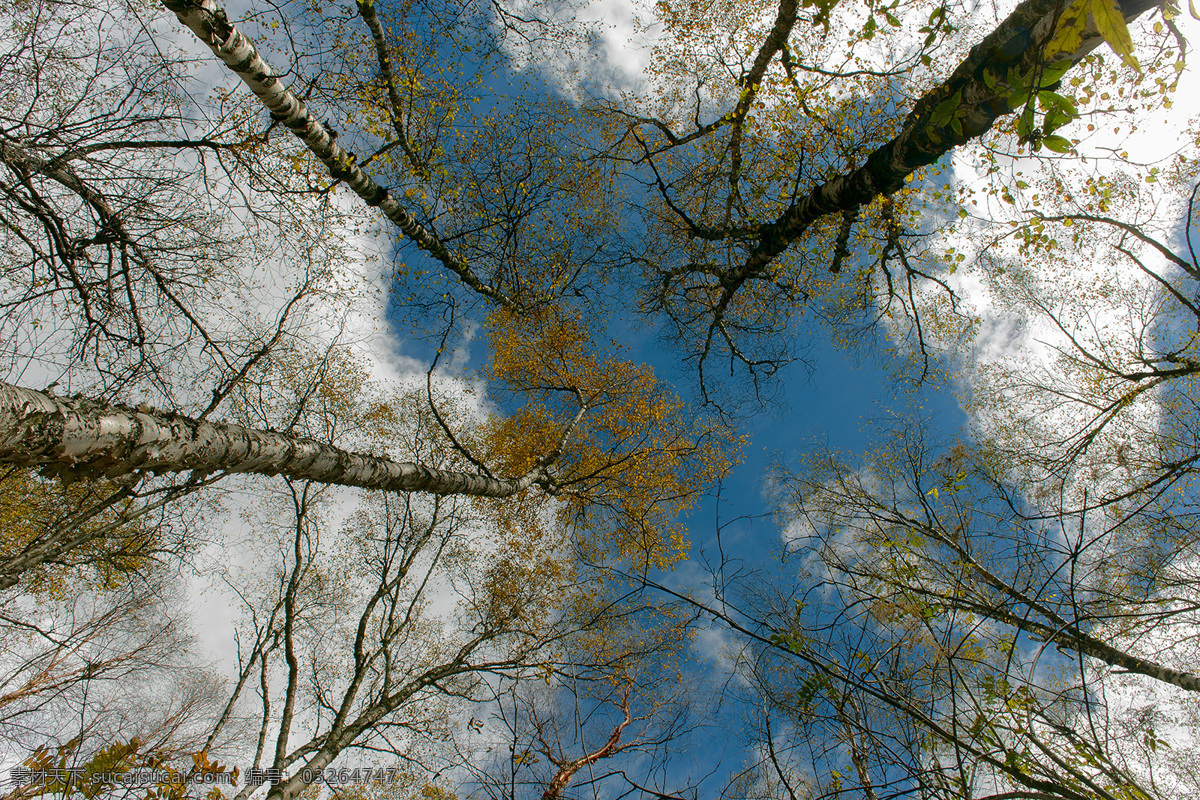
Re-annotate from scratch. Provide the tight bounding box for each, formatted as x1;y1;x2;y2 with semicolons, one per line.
0;380;567;588
750;0;1165;263
668;0;1166;303
910;518;1200;693
0;381;559;496
158;0;514;308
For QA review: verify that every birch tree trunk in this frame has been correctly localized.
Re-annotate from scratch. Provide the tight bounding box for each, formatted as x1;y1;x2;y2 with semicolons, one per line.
626;0;1167;399
0;381;552;498
748;0;1166;265
0;380;567;589
158;0;513;308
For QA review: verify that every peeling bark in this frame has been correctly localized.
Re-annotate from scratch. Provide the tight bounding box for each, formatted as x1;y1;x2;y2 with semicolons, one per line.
540;682;634;800
0;381;552;497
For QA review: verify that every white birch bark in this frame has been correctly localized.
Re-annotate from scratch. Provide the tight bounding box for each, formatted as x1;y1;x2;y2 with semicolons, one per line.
0;381;552;497
158;0;513;307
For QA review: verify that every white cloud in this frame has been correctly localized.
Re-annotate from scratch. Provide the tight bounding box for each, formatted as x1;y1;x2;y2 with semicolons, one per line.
497;0;660;97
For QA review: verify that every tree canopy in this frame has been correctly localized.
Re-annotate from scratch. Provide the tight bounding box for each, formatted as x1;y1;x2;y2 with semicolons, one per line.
2;0;1199;798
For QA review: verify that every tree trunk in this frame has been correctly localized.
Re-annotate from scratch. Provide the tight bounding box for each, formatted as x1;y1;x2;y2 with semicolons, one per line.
918;520;1200;693
158;0;512;307
0;381;548;497
742;0;1164;272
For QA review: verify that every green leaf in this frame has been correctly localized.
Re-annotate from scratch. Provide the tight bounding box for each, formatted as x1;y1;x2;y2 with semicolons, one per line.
1038;60;1075;87
1037;90;1078;116
1042;135;1073;152
982;68;997;90
1043;109;1072;134
1007;66;1031;92
1016;106;1035;139
930;90;962;126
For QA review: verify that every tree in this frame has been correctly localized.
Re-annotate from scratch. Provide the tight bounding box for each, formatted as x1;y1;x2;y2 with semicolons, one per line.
0;0;1160;560
0;0;352;401
0;323;723;796
202;480;573;800
0;458;224;780
447;587;700;800
600;0;1173;404
0;563;227;788
54;0;1169;433
2;323;725;798
781;419;1200;693
2;2;731;790
961;170;1200;515
651;411;1200;800
156;0;1173;400
3;0;1196;796
187;462;702;800
1;0;734;581
0;303;732;581
586;2;1197;791
157;0;622;314
1;467;162;594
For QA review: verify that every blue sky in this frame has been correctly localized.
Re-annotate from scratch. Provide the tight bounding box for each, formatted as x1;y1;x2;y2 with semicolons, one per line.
356;0;1200;790
90;0;1200;793
6;0;1200;795
368;17;978;786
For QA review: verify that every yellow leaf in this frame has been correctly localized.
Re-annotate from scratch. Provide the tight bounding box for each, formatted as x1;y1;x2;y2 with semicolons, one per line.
1046;0;1088;56
1090;0;1141;72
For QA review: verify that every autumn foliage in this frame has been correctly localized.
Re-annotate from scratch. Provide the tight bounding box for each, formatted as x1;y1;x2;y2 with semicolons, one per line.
480;308;739;570
0;469;157;598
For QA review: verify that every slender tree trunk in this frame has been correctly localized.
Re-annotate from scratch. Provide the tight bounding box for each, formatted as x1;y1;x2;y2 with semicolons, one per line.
917;520;1200;692
540;683;634;800
158;0;512;307
0;380;560;588
735;0;1164;274
0;381;549;503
